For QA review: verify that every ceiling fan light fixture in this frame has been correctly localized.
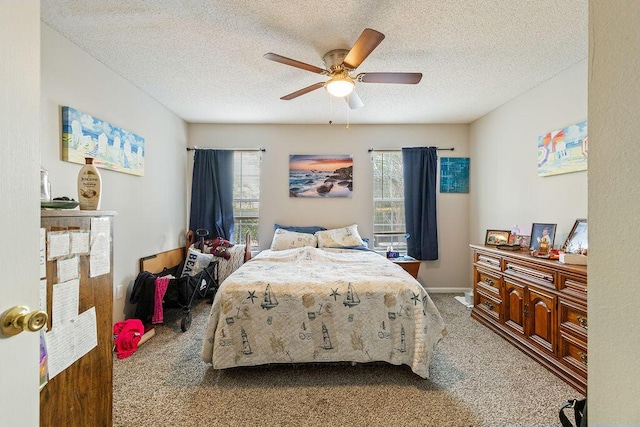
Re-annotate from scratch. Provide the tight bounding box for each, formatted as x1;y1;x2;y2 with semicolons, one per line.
325;77;354;98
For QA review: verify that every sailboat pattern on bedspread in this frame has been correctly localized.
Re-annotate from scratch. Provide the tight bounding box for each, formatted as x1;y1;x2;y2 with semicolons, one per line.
201;246;446;378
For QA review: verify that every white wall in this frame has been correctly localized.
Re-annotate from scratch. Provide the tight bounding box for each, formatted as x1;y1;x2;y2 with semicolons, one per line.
589;1;640;423
188;124;471;292
40;24;189;322
469;60;588;246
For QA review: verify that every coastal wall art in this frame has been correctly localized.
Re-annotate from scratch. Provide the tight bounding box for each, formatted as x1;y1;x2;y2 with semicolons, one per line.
537;120;587;177
289;154;353;198
61;106;145;176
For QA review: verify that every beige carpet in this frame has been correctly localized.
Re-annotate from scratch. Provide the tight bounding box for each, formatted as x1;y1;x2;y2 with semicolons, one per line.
113;294;583;426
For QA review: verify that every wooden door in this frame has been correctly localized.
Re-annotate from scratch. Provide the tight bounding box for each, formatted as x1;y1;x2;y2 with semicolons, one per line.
526;285;556;355
504;278;525;336
0;2;41;425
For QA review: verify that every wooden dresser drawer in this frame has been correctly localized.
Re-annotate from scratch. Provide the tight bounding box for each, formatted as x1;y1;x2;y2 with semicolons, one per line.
475;250;502;272
504;258;555;289
559;330;588;376
559;272;587;301
559;297;588;338
476;268;502;297
476;289;501;322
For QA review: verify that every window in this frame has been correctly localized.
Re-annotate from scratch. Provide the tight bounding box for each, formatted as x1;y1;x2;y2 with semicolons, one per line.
372;151;407;252
233;151;261;247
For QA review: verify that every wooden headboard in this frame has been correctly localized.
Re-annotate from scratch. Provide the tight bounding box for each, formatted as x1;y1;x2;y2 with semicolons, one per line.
185;230;252;262
139;247;184;274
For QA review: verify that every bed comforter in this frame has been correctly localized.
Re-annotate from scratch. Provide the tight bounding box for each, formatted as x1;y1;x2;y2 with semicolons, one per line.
201;246;446;378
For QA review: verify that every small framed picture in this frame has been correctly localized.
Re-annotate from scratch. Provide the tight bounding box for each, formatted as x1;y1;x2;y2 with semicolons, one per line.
485;230;510;246
562;219;588;254
511;235;531;248
530;223;557;251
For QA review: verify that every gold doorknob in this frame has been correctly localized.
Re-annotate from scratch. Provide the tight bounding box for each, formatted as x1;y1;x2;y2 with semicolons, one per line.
1;306;48;336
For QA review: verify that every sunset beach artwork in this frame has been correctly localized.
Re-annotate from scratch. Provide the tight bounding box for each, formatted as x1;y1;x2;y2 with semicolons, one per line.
289;154;353;198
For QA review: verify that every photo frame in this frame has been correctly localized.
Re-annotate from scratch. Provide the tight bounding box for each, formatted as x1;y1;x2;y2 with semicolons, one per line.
485;230;510;246
562;219;588;254
289;154;353;198
511;235;531;248
529;223;557;251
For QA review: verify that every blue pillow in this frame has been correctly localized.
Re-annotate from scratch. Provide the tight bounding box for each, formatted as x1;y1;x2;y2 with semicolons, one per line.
274;224;327;235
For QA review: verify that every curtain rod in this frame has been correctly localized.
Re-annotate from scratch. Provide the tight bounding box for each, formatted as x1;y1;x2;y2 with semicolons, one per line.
187;147;266;152
368;147;454;152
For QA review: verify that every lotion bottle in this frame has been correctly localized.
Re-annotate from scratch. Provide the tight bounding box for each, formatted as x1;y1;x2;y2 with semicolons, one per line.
77;157;102;210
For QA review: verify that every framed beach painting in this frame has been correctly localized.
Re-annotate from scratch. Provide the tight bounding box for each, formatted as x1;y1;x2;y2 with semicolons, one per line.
289;155;353;198
62;106;145;176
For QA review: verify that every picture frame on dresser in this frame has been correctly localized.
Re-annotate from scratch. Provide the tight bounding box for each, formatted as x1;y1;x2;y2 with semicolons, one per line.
562;218;588;254
529;223;557;251
484;229;510;246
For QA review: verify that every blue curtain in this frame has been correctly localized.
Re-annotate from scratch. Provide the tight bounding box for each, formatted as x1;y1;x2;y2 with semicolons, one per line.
402;147;438;260
189;149;234;240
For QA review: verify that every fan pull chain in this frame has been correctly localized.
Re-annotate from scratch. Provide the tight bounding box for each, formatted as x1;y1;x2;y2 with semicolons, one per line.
328;94;333;124
346;102;350;129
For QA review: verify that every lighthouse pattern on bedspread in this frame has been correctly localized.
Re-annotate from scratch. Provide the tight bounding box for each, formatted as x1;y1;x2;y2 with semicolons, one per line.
201;247;446;378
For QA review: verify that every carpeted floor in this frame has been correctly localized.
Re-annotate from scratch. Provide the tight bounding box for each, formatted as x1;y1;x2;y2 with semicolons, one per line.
113;294;583;426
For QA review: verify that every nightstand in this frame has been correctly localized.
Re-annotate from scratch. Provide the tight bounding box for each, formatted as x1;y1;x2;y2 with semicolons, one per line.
391;258;421;278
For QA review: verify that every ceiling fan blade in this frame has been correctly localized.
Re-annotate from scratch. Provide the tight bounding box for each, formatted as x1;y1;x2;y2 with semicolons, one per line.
280;82;325;100
358;72;423;84
345;90;364;109
342;28;385;70
264;53;327;75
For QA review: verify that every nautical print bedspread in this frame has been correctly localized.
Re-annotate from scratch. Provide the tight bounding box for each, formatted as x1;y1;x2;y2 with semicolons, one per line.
200;246;446;378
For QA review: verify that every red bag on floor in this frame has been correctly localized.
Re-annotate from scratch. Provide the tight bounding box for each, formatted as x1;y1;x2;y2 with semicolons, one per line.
113;319;144;359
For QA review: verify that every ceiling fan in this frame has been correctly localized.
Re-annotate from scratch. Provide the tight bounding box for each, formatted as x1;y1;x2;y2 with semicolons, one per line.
264;28;422;109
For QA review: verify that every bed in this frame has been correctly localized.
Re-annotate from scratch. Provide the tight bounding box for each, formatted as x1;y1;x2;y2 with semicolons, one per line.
200;225;446;378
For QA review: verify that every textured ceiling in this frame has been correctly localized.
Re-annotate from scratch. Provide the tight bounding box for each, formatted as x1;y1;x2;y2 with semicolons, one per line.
40;0;588;125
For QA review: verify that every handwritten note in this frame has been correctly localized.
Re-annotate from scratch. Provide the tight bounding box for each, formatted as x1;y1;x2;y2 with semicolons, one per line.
52;279;79;329
57;256;80;283
70;230;90;255
39;278;47;314
47;231;70;260
40;228;47;279
44;307;98;380
90;218;110;277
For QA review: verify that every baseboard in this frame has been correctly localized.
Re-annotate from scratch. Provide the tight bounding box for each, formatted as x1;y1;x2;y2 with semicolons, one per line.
424;287;472;294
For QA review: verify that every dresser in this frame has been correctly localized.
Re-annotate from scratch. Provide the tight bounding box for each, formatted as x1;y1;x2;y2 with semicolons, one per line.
40;211;115;427
470;244;587;394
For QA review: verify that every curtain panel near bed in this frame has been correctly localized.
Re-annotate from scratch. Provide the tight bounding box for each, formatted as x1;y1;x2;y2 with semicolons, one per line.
189;149;234;240
402;146;438;260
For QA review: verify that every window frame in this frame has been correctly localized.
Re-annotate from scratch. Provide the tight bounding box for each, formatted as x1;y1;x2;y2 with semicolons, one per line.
232;150;261;247
372;150;407;253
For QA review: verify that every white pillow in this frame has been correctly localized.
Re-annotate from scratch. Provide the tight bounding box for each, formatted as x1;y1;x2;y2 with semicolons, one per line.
181;247;214;277
270;228;317;251
315;224;365;248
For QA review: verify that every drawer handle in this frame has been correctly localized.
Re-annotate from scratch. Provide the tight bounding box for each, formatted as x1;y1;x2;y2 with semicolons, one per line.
483;278;494;286
484;300;494;310
576;316;588;330
507;264;554;282
578;352;588;365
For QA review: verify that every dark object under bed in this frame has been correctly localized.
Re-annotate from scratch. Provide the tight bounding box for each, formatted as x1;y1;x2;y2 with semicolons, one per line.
130;259;219;331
